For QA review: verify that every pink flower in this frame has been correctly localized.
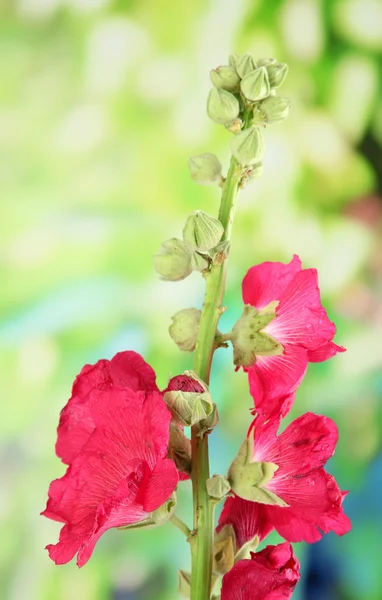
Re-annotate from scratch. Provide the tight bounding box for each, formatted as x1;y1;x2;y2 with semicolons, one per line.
42;352;179;567
221;542;300;600
242;255;345;409
219;412;351;545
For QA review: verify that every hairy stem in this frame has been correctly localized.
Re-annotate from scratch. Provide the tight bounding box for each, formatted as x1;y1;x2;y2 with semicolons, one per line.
190;155;243;600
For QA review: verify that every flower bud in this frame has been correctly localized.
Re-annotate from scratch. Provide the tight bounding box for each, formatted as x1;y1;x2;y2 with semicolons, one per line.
188;153;223;186
168;423;192;476
228;53;240;69
231;304;283;367
169;308;201;352
164;389;213;427
267;62;288;88
257;57;276;67
230;126;265;166
183;210;224;252
228;431;287;506
240;67;270;102
235;52;257;78
207;88;240;125
154;238;192;281
258;95;290;124
206;474;231;499
213;525;236;575
210;66;240;91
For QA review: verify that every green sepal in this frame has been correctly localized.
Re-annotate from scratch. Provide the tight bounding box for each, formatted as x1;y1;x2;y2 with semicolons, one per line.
188;153;223;186
213;525;236;575
228;433;288;506
266;62;288;88
169;308;201;352
164;389;213;427
206;474;231;499
235;535;259;562
231;304;283;367
154;238;192;281
183;210;224;252
178;570;191;598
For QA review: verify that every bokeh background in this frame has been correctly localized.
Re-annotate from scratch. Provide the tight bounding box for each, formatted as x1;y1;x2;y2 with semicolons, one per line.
1;0;382;598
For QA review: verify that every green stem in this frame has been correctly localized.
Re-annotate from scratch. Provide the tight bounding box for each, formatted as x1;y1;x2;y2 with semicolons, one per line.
190;155;243;600
171;515;192;538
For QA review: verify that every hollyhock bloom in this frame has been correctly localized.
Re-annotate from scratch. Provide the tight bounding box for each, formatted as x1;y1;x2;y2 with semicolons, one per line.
42;352;180;566
220;412;351;545
221;542;300;600
241;255;345;408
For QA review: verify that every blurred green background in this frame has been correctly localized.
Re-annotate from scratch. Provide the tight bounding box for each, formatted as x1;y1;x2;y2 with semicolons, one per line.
1;0;382;599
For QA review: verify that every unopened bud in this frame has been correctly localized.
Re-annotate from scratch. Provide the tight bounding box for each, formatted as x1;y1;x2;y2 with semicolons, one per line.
266;62;288;88
168;423;192;476
230;126;265;166
169;308;201;352
236;53;257;78
207;88;240;125
231;304;283;367
228;53;240;69
206;474;231;499
258;95;290;124
210;66;240;91
228;431;287;506
154;238;192;281
183;210;224;252
178;570;191;598
213;525;236;575
240;67;270;102
257;57;276;67
188;153;223;186
164;389;213;427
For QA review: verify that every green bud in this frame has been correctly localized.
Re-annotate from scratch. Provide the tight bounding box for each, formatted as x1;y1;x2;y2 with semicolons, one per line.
206;474;231;499
257;57;276;67
213;525;236;575
183;210;224;252
198;402;219;437
168;423;192;476
228;53;240;69
169;308;201;352
164;389;213;427
228;431;288;506
210;66;240;91
178;570;191;598
188;153;223;186
235;53;257;78
207;88;240;125
230;126;265;166
267;62;288;88
258;95;290;124
154;238;192;281
231;304;283;367
240;67;270;102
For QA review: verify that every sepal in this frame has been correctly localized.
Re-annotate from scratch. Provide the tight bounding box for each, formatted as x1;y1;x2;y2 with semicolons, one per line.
206;474;231;500
169;308;201;352
154;238;192;281
189;153;223;186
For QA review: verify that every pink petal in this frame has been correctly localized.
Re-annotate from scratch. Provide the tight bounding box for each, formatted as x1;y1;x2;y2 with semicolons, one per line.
110;351;159;392
217;495;274;548
248;344;308;405
42;388;177;566
251;392;295;423
143;458;179;512
221;542;300;600
57;352;159;464
263;412;338;478
266;470;351;543
307;342;346;362
266;269;337;351
242;255;302;310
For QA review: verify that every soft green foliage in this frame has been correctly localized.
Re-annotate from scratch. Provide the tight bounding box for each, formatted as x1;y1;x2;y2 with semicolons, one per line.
1;1;381;599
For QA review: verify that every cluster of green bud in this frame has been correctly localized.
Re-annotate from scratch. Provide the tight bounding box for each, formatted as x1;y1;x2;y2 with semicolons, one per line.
154;210;224;281
206;52;289;169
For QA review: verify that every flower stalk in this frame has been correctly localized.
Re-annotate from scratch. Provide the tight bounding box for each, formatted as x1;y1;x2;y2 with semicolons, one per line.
190;153;243;600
